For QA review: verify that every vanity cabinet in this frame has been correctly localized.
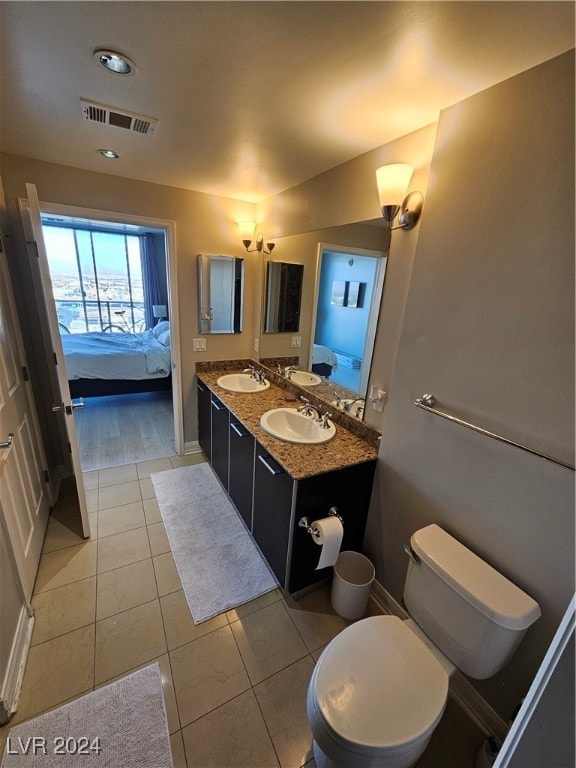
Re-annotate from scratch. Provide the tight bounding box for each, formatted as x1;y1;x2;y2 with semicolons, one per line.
253;445;294;585
210;393;229;490
229;419;255;530
197;377;377;595
197;380;211;461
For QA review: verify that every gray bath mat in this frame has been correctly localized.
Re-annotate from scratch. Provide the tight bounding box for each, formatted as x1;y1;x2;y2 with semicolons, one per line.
1;663;172;767
151;462;278;623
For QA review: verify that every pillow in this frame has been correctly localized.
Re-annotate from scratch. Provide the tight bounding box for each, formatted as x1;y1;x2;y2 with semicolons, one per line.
152;320;169;338
157;330;171;347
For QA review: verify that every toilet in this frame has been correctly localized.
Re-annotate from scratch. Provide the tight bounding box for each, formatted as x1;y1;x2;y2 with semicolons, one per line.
307;524;541;768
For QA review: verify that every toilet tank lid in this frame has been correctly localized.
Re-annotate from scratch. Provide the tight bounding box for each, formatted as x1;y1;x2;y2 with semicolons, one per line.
410;525;541;630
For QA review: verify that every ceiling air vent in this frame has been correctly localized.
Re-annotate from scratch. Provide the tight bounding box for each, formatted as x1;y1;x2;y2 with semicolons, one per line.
80;99;158;136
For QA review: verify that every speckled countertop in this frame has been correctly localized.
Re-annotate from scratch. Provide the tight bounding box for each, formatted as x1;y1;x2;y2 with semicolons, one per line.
196;366;378;481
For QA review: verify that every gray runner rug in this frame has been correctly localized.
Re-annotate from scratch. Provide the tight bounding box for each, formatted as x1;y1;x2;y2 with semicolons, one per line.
151;462;278;624
1;663;172;767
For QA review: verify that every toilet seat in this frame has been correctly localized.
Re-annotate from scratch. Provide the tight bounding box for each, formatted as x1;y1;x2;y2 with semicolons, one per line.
310;615;449;757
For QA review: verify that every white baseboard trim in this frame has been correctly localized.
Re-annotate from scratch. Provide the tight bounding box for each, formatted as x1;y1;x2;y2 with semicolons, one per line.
370;578;509;740
0;606;34;724
184;441;202;455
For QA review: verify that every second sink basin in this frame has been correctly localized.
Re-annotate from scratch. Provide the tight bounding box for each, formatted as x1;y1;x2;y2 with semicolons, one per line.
287;370;322;386
260;408;336;444
217;373;270;393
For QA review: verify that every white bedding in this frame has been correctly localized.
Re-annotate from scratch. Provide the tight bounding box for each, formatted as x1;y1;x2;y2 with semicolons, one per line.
313;344;338;369
61;329;171;381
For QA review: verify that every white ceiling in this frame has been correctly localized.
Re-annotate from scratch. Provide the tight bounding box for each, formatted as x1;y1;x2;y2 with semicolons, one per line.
0;1;573;203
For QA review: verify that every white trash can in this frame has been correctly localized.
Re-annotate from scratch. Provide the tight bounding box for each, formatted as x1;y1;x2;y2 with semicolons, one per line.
331;551;375;620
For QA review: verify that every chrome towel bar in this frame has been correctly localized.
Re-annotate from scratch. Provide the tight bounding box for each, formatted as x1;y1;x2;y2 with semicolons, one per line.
414;394;574;472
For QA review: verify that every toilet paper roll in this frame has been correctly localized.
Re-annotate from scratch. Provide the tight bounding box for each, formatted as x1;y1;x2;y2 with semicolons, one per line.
311;516;344;570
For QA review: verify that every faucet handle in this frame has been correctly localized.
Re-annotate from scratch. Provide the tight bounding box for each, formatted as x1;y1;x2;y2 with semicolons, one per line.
319;411;333;428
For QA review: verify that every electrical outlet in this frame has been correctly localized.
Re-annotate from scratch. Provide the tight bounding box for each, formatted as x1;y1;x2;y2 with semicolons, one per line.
372;398;384;412
254;337;259;352
193;338;206;351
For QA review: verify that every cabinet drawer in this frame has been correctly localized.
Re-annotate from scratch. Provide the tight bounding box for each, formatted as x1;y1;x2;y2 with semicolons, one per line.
210;394;229;490
229;420;255;530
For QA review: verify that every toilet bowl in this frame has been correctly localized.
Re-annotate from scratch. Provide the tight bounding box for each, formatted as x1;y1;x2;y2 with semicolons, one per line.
307;616;449;768
307;524;541;768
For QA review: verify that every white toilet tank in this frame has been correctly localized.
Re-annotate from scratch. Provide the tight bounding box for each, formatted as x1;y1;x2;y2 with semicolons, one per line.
403;524;541;679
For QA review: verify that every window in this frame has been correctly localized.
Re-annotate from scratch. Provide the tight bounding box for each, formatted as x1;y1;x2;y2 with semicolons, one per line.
42;224;146;333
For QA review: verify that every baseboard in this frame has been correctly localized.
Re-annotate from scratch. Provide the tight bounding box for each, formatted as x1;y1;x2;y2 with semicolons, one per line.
369;578;509;741
0;606;34;724
183;441;202;455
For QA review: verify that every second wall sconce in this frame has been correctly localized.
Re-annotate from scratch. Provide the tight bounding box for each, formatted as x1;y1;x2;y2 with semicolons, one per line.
375;164;424;231
238;222;276;254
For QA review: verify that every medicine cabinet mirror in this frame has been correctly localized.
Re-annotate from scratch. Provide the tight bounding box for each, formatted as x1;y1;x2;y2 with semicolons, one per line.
198;254;244;334
263;261;304;333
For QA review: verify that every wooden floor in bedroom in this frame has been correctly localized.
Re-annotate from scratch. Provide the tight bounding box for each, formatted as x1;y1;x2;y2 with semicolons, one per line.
75;390;176;472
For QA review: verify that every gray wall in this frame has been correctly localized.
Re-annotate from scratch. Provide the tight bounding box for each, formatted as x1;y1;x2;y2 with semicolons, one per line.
364;51;575;721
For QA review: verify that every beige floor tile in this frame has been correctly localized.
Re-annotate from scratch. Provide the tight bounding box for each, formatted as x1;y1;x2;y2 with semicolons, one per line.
88;511;98;538
42;514;89;553
98;500;146;539
153;552;182;596
148;521;171;556
139;477;156;499
11;625;95;723
99;463;138;487
170;625;251;727
82;470;99;490
143;497;162;524
284;586;348;652
94;600;167;684
31;577;96;646
96;559;158;620
181;690;279;768
170;454;206;469
97;526;151;573
230;601;308;685
98;480;142;510
85;488;99;513
170;730;188;768
137;457;173;478
254;656;316;768
311;645;327;662
160;590;227;651
33;541;97;594
226;587;282;622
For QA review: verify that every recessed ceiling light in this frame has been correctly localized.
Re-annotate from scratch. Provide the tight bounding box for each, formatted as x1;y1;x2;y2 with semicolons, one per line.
98;149;119;159
93;49;136;75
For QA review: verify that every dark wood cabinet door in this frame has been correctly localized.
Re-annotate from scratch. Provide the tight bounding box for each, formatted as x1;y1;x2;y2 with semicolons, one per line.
197;380;211;462
229;420;255;530
210;393;229;490
252;444;293;587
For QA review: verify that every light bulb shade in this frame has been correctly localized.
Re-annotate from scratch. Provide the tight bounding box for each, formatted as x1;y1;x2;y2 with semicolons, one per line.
238;221;256;241
375;164;414;207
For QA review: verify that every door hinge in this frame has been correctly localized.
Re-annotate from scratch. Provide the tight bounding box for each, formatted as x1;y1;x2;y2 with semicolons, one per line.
53;352;58;365
22;365;30;381
43;469;50;483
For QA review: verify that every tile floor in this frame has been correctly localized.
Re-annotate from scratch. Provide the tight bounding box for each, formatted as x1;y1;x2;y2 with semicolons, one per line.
0;454;486;767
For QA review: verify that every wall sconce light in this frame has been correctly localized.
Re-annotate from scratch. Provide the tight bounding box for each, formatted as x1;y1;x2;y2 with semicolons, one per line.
375;164;424;231
238;221;275;254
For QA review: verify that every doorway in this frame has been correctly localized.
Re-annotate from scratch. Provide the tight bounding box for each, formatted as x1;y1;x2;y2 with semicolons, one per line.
34;202;182;474
310;244;387;397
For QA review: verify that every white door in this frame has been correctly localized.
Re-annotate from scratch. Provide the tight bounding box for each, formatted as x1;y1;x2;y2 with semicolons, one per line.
19;184;90;538
0;231;50;601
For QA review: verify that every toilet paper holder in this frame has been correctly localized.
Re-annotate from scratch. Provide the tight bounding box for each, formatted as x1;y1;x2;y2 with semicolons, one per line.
299;507;343;539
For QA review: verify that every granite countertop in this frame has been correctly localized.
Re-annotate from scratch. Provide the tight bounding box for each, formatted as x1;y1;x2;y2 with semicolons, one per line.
197;368;378;481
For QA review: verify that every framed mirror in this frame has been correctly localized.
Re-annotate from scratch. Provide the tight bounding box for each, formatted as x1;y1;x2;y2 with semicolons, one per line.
263;261;304;333
198;254;244;334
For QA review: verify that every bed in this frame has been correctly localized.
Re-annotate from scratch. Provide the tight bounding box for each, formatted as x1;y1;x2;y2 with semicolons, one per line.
62;322;172;398
311;344;338;378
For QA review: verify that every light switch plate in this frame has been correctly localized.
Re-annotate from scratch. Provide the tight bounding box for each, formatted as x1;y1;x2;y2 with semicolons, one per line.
193;338;206;351
291;336;301;348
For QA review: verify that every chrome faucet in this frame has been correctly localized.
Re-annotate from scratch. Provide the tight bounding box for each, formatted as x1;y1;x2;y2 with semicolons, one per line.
297;396;320;420
344;397;365;415
281;365;299;380
243;365;266;384
318;411;333;429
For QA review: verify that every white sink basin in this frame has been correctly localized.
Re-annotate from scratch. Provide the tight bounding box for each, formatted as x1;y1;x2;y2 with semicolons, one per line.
217;373;270;393
287;370;322;386
260;408;336;444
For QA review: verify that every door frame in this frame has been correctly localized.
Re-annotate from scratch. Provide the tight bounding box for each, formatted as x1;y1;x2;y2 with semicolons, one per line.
28;200;183;457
